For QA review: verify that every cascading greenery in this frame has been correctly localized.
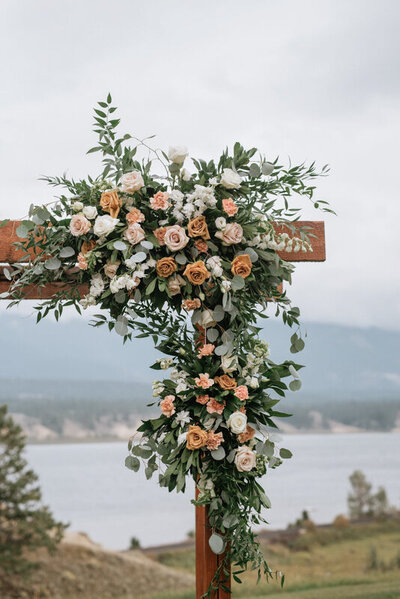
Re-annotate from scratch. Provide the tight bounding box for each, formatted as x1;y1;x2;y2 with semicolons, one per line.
6;95;332;596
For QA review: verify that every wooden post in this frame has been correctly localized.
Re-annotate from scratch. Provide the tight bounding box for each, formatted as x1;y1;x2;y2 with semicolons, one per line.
0;219;326;597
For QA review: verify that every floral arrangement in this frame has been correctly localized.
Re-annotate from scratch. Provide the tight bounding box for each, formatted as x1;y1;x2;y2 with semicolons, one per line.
7;95;332;595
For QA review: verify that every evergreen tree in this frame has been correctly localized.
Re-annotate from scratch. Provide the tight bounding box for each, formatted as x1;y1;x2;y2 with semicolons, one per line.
0;405;65;588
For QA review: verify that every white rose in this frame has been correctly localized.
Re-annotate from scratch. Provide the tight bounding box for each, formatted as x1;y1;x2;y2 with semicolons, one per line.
72;201;83;212
182;168;192;181
221;354;238;374
89;273;105;298
227;411;247;434
220;168;242;189
215;217;226;230
120;171;144;193
79;294;96;309
83;205;98;219
93;215;119;237
199;309;216;328
235;446;257;472
168;145;188;164
110;274;129;294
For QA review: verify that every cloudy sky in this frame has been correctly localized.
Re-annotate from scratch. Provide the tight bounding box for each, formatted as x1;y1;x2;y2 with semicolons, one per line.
1;0;399;329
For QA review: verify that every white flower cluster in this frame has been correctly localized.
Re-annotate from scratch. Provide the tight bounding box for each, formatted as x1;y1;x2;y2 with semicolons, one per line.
206;256;223;278
152;381;165;397
249;221;313;253
169;185;217;223
157;357;174;369
241;341;270;388
170;367;190;394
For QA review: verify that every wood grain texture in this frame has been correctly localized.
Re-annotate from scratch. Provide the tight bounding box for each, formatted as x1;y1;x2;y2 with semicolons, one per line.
0;220;326;263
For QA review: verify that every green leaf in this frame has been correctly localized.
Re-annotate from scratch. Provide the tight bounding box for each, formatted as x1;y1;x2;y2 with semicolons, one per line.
209;533;225;555
280;448;293;459
289;379;302;392
125;456;140;471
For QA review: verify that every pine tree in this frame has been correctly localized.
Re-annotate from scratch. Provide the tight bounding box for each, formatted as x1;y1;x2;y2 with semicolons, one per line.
0;405;66;588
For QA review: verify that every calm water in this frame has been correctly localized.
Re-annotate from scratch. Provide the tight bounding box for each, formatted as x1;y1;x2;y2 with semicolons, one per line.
27;433;400;550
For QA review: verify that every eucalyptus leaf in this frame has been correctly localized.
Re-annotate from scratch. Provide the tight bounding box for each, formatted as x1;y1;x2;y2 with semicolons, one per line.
131;251;147;263
175;253;187;265
214;344;228;356
206;328;219;342
113;240;128;251
231;276;245;291
115;291;126;304
289;379;302;392
280;448;293;459
209;533;225;555
249;163;261;178
59;246;75;258
262;162;274;175
141;240;154;250
211;446;226;460
44;258;61;270
213;305;225;322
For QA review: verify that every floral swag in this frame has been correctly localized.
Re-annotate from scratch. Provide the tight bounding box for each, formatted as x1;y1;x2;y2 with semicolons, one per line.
7;95;332;594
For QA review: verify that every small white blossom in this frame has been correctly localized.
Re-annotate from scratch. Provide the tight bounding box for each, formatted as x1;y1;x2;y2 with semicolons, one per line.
215;217;226;230
175;410;191;427
72;201;83;212
89;273;105;298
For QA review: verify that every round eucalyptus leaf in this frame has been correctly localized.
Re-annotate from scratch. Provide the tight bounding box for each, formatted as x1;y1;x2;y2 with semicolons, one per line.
223;514;239;528
213;305;225;322
231;275;245;291
141;240;154;250
113;240;128;251
209;533;225;554
115;318;128;336
289;379;302;392
207;328;219;342
191;309;202;325
245;248;259;263
262;162;274;176
45;257;61;270
134;289;141;303
131;252;147;263
211;446;226;461
175;253;187;265
214;344;228;356
59;246;75;258
221;329;234;343
249;163;261;178
32;214;45;225
115;290;126;304
280;448;293;459
16;225;28;238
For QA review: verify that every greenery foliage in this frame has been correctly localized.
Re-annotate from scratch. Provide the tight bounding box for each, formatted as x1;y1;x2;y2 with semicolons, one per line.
5;95;332;594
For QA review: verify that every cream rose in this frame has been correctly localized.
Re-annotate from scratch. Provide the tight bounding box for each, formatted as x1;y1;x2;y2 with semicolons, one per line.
227;411;247;434
215;222;243;245
124;223;145;245
168;145;188;164
120;171;144;193
199;309;216;328
104;260;120;278
69;214;91;237
164;225;189;252
221;354;238;374
220;168;242;189
93;215;119;237
235;445;257;472
83;205;98;219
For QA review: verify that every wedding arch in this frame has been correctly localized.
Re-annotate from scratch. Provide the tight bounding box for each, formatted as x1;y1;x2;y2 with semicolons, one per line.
0;95;329;597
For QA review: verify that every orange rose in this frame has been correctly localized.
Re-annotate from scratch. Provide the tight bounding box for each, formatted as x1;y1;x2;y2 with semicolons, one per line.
156;257;177;278
188;216;210;240
195;239;208;253
183;261;210;285
215;374;237;390
182;298;201;311
80;240;97;255
231;254;252;278
154;227;167;245
100;191;122;218
186;425;208;450
238;425;256;444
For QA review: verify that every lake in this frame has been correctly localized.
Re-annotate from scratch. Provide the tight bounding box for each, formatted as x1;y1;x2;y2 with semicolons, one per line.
27;433;400;550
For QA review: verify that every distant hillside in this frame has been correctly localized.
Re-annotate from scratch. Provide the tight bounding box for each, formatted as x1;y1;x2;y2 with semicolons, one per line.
1;313;399;399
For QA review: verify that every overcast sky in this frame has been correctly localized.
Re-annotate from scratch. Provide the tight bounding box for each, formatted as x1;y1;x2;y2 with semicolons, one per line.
1;0;399;329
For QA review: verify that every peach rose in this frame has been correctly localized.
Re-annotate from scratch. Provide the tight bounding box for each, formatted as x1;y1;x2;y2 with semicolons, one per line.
188;216;210;240
215;374;237;390
196;394;210;405
69;214;91;237
154;227;167;246
127;208;145;224
198;344;215;358
222;198;238;217
100;191;122;218
124;223;145;246
235;445;257;472
80;240;97;255
195;239;208;253
77;253;88;270
186;425;208;450
206;398;225;415
160;395;175;417
206;431;224;451
234;385;249;401
215;222;243;245
238;425;256;444
231;254;252;278
104;260;120;278
195;373;214;389
120;171;144;193
183;261;210;285
164;225;189;252
156;257;177;278
182;298;201;311
168;276;183;296
150;191;170;210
